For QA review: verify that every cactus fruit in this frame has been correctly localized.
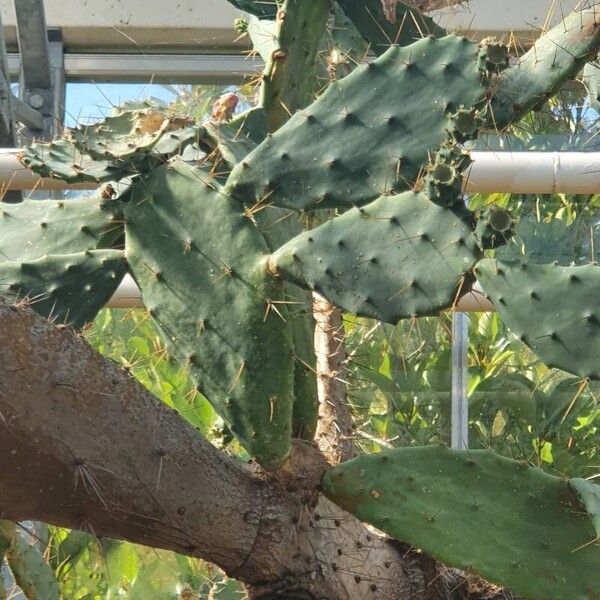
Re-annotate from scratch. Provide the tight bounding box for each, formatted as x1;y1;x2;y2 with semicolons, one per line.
336;0;446;55
270;191;480;323
123;159;294;469
473;205;514;250
226;34;493;211
322;445;600;600
0;195;123;262
0;251;127;328
489;8;600;129
475;259;600;380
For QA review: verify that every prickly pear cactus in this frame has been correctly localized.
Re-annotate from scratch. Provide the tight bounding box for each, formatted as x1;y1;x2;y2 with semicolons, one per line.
11;2;600;595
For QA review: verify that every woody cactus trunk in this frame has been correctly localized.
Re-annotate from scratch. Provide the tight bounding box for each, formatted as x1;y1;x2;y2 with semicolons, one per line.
2;1;600;598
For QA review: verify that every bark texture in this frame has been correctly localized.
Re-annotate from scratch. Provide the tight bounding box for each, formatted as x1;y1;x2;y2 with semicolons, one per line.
0;301;515;599
313;294;354;465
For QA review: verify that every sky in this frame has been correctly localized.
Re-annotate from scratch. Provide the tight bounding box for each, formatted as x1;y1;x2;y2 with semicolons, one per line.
64;83;179;126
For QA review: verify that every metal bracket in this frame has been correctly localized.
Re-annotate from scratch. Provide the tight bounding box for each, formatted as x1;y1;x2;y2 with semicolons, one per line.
14;0;64;143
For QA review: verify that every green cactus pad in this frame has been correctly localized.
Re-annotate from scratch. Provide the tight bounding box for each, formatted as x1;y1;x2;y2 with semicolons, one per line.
0;195;123;262
21;110;199;184
270;191;480;323
571;478;600;540
0;521;60;600
489;8;600;129
226;35;489;211
475;259;600;380
123;159;294;469
19;138;133;184
322;445;600;600
203;114;265;169
67;109;194;161
255;206;318;441
0;250;127;328
260;0;330;131
322;3;369;79
336;0;446;55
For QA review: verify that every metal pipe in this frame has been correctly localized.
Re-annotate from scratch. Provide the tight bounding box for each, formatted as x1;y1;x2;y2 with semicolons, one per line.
465;151;600;195
3;150;600;194
105;276;494;311
451;312;469;450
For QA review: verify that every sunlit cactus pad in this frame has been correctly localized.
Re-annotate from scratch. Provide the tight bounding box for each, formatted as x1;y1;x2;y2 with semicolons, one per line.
271;191;480;323
226;35;490;211
323;445;600;600
0;196;122;262
476;259;600;380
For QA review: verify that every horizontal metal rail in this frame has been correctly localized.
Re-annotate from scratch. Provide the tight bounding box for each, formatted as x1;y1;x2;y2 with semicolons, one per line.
6;52;263;83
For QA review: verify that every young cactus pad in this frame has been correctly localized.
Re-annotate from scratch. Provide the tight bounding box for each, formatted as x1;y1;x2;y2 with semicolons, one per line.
322;445;600;600
270;191;480;323
226;34;491;211
123;159;294;469
475;259;600;380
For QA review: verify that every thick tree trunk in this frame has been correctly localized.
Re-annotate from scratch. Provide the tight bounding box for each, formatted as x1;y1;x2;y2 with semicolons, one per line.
0;301;514;599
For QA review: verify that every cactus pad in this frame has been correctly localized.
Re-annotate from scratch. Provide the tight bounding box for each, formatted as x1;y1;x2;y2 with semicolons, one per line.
0;250;127;328
322;445;600;600
0;196;122;262
489;8;600;129
336;0;446;55
21;110;200;184
270;191;480;323
19;138;134;184
226;35;490;211
475;259;600;380
259;0;330;132
123;159;294;469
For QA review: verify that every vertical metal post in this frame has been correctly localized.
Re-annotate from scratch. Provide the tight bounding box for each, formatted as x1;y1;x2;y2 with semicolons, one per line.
14;0;64;143
0;11;15;147
451;311;469;450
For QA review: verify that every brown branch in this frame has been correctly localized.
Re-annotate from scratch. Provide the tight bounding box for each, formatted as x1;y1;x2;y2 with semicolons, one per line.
0;301;277;581
313;294;353;465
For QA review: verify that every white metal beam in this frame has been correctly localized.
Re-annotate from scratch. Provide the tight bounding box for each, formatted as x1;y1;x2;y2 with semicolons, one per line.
0;0;580;52
6;52;262;83
2;150;600;195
